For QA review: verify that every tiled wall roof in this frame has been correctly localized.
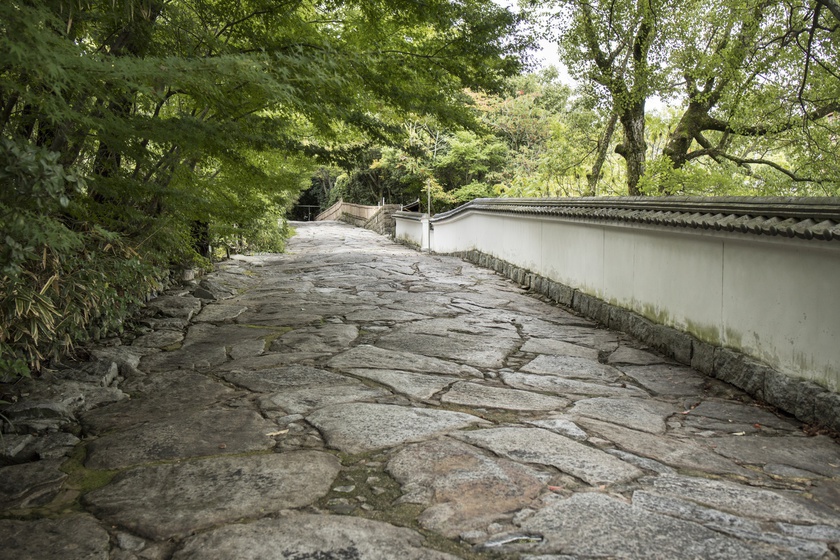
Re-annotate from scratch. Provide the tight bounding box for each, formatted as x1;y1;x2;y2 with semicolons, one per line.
431;197;840;242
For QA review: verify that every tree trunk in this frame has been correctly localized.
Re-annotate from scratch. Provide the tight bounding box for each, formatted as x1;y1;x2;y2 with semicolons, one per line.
615;101;646;196
586;111;618;196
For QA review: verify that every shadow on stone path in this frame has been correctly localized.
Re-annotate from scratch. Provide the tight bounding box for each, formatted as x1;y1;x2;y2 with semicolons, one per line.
2;221;840;559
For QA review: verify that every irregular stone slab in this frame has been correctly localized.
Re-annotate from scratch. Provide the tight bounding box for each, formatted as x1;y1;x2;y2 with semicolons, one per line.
502;371;648;398
637;474;840;527
85;451;340;541
214;352;329;372
328;345;481;377
636;489;827;555
139;342;227;372
388;439;548;537
526;418;588;441
455;427;642;486
0;459;67;508
521;355;622;382
708;434;840;477
222;365;352;392
265;382;390;414
172;514;460;560
193;304;248;323
0;514;110;560
441;382;569;411
377;331;516;369
81;372;234;434
307;403;487;454
85;407;277;469
568;397;674;434
271;323;359;353
131;330;184;349
345;368;459;400
577;417;752;477
607;346;668;365
688;400;800;431
520;338;599;360
346;308;430;322
516;492;788;559
145;294;202;320
605;449;676;474
619;364;708;396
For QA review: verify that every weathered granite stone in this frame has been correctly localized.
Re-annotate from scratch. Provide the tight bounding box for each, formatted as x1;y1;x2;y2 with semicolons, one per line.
632;490;829;556
707;434;840;478
85;451;340;540
196;277;236;300
687;400;799;431
265;382;390;414
344;368;459;400
222;365;352;392
0;514;110;560
388;438;549;537
520;355;622;382
307;403;487;454
0;459;67;508
567;397;674;434
607;346;667;365
648;324;693;365
81;372;234;434
139;342;227;372
0;434;36;464
515;493;788;559
691;338;717;375
713;348;766;400
1;400;74;433
271;323;359;353
22;431;80;460
85;407;277;469
58;360;119;386
638;474;840;526
441;382;569;411
501;371;647;398
90;346;147;376
520;339;599;360
604;449;676;474
525;418;588;441
576;417;752;476
131;330;184;349
618;364;708;397
192;304;248;323
763;370;825;426
328;344;482;377
377;330;516;369
815;390;840;433
145;294;202;320
172;514;460;560
455;427;642;486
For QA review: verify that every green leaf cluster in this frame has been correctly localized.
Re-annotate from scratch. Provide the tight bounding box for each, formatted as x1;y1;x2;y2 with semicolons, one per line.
0;0;525;377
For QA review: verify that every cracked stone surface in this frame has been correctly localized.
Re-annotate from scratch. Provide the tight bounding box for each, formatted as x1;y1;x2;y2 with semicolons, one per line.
388;438;549;537
3;221;839;560
85;451;340;540
172;514;461;560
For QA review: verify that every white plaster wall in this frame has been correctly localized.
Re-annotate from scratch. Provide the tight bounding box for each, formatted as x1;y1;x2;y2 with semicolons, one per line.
430;211;840;391
395;214;424;246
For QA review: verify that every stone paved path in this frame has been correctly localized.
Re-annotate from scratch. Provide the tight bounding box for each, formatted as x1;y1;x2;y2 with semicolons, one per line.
3;221;840;559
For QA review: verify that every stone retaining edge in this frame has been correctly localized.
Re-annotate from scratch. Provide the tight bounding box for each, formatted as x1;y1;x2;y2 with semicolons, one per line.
451;248;840;433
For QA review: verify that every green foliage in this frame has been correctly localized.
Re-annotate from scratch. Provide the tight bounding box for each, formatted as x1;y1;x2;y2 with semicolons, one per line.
0;0;525;376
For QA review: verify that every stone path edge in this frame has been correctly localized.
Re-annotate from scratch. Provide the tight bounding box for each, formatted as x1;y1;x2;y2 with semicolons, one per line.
440;248;840;433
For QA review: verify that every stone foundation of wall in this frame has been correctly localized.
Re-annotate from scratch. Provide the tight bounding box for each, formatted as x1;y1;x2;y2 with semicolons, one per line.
453;249;840;433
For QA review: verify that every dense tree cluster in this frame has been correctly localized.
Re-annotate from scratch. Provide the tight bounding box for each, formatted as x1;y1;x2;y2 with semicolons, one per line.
0;0;525;375
317;0;838;209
